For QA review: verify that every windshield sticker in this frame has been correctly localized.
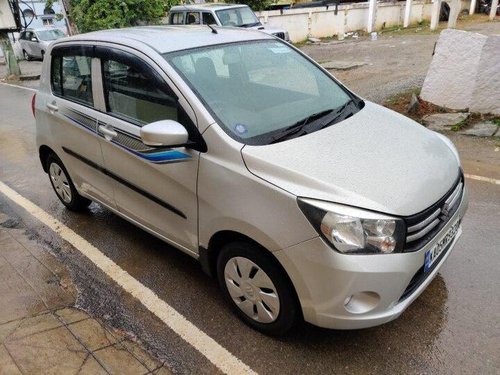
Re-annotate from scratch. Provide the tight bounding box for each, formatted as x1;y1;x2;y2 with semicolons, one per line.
234;123;248;135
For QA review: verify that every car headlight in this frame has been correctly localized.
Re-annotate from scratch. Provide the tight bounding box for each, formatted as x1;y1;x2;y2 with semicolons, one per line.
298;198;405;254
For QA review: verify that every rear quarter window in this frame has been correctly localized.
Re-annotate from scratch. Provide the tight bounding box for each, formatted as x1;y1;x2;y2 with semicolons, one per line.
51;51;94;106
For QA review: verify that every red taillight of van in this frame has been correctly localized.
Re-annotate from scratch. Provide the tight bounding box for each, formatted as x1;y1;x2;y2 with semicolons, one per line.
31;93;36;117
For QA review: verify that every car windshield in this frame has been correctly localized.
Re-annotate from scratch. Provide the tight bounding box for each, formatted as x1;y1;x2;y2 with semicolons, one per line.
216;7;260;27
36;29;65;41
165;40;358;145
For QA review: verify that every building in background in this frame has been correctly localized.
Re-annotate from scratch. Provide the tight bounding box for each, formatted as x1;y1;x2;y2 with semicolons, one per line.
18;0;68;33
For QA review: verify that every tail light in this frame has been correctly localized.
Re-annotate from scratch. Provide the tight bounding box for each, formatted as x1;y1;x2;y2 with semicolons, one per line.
31;93;36;118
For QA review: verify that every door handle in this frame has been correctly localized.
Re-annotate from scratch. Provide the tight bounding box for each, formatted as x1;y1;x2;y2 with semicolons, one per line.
99;125;118;140
46;102;58;112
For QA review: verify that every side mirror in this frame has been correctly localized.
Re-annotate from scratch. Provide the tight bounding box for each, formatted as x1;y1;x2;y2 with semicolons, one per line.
140;120;189;147
31;37;38;42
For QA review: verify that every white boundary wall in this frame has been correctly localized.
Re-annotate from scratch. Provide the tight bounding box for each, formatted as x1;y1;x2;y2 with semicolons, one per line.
256;0;471;42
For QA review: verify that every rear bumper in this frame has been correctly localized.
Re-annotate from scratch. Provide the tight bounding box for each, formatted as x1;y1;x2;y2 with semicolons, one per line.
275;186;469;330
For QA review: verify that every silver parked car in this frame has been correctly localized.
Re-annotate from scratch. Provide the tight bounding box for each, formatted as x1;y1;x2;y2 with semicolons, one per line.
168;3;289;41
33;26;468;335
19;28;65;60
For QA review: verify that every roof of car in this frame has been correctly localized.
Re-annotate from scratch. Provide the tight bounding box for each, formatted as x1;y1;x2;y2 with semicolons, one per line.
55;25;272;54
25;27;63;32
170;3;248;11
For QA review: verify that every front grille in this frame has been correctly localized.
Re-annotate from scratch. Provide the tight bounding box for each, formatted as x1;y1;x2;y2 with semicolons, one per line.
273;32;285;40
404;173;463;252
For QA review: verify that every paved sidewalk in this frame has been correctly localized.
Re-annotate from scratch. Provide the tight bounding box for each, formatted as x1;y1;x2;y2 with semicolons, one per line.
0;60;41;89
0;211;171;375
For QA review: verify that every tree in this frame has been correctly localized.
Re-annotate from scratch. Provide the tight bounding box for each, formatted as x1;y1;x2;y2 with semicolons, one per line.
70;0;167;33
226;0;272;11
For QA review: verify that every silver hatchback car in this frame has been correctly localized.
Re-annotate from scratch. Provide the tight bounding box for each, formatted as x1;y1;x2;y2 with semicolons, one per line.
34;26;468;335
19;27;65;60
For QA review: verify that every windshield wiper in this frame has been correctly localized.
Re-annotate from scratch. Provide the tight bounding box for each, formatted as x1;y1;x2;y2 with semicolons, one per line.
240;22;261;27
269;108;335;144
317;99;356;130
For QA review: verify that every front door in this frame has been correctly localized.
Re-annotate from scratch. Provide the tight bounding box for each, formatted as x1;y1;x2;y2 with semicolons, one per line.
92;47;201;254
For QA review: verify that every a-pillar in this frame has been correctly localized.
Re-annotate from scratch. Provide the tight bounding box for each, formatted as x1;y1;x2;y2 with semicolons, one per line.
430;0;441;31
367;0;377;33
490;0;499;20
404;0;413;28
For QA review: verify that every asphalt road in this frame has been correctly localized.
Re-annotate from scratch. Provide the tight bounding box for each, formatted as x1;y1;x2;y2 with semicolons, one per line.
0;82;499;374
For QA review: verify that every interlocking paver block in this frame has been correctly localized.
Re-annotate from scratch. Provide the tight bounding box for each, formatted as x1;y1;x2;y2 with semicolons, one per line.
119;340;163;372
7;312;62;341
68;318;119;351
0;344;22;374
78;354;108;375
94;344;149;374
0;256;46;324
5;326;87;374
54;307;89;325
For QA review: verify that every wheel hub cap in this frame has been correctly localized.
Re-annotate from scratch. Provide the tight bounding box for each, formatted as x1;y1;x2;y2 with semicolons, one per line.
224;256;280;324
49;163;72;203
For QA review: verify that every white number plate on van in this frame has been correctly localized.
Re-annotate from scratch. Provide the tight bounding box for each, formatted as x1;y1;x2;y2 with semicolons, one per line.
424;218;460;273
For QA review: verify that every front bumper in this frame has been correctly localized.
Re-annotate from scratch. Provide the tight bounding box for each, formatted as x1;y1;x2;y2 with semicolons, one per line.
275;186;469;330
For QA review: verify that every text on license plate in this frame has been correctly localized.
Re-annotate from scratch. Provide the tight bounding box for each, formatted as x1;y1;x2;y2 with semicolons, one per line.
424;218;460;272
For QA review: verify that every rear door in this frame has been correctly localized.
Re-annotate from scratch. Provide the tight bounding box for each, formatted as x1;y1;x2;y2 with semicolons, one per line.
40;45;115;206
92;46;202;254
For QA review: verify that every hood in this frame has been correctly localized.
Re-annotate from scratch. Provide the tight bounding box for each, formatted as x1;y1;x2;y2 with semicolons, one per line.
242;102;460;216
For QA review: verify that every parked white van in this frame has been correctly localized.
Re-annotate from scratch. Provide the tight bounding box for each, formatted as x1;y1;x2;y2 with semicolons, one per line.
34;26;467;335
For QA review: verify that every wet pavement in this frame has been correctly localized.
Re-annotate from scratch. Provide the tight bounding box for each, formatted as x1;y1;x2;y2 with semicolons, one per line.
1;37;500;373
0;201;171;374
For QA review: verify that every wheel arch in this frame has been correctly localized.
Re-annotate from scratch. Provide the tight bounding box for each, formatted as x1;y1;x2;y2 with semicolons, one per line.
39;145;57;172
203;230;304;327
200;231;301;310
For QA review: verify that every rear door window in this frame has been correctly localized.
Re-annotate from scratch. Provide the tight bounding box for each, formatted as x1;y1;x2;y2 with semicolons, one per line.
186;12;200;25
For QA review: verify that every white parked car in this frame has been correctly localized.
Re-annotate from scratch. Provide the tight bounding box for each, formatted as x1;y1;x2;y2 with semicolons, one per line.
33;26;467;335
19;28;65;60
168;4;289;41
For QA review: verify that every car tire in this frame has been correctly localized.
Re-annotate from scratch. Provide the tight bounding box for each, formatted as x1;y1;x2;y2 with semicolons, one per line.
216;241;299;336
23;50;31;61
46;154;91;211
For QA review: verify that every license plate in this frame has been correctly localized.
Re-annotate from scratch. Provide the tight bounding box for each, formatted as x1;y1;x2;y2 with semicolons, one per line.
424;218;460;272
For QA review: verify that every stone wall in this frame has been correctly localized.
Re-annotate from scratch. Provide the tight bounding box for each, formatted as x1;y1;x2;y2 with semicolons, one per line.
420;30;500;115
